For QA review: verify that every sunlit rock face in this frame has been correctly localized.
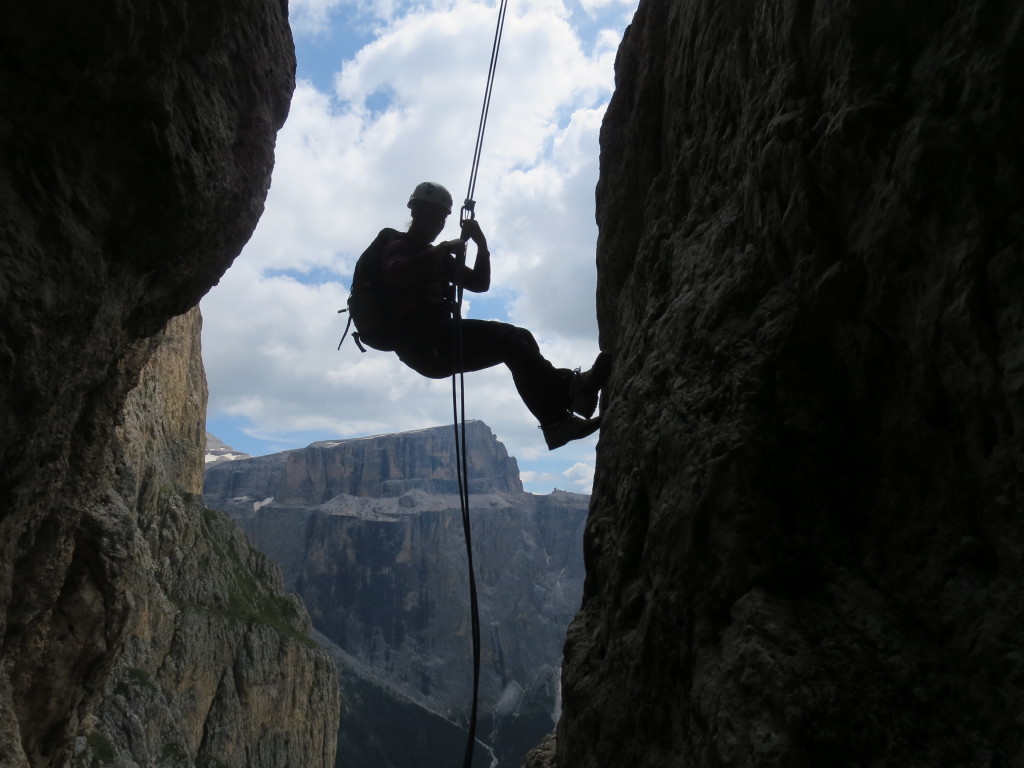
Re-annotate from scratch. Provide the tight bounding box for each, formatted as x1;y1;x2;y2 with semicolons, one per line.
68;310;339;768
556;1;1024;766
0;2;340;766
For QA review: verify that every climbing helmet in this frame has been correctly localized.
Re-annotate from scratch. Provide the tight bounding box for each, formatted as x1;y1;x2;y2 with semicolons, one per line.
408;181;453;214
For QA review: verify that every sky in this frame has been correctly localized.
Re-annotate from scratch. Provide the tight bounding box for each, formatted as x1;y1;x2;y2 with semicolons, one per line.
200;0;638;494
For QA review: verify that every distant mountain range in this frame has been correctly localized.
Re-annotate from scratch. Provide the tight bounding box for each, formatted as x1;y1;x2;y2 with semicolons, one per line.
203;421;587;768
204;431;251;464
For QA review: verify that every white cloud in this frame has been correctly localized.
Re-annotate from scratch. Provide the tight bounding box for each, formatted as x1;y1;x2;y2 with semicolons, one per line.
577;0;637;19
562;461;595;493
289;0;346;34
201;0;636;491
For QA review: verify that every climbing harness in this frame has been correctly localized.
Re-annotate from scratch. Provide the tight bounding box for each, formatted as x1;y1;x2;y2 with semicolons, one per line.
455;2;509;767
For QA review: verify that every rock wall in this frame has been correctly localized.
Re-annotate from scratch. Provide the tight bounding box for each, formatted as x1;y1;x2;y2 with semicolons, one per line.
558;1;1024;766
300;496;584;768
0;1;341;766
69;309;338;768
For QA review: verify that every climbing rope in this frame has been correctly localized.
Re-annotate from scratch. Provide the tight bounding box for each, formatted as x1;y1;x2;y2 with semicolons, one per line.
450;265;480;768
454;3;510;766
460;0;509;225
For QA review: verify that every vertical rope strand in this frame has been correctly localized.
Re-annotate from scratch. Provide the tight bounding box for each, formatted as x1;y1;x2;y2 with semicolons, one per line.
457;2;510;765
452;283;480;768
463;0;509;218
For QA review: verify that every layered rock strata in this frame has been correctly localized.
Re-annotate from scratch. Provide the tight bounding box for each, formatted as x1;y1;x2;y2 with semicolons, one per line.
204;421;525;503
205;423;588;768
0;1;340;766
558;1;1024;766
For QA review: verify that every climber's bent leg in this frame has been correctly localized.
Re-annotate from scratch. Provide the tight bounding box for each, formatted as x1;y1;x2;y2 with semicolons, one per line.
393;315;571;426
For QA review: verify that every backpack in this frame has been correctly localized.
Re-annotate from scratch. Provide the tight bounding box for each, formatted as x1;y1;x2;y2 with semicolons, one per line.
338;228;404;353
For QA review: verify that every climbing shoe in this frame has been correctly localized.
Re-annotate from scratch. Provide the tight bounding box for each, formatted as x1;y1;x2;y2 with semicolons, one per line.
542;414;601;450
569;351;613;419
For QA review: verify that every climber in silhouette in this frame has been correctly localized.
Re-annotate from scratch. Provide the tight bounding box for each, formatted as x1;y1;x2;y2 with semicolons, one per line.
383;181;611;450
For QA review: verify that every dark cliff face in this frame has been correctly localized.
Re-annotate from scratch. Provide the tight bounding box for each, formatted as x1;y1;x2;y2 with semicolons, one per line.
0;1;318;766
559;1;1024;767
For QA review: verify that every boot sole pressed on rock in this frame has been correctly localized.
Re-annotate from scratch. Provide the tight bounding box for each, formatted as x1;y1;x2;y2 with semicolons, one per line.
571;351;613;418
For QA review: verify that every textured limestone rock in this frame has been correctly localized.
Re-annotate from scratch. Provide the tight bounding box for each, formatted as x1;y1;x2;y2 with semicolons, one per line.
559;1;1024;766
520;733;556;768
204;425;587;768
68;310;339;768
0;1;321;765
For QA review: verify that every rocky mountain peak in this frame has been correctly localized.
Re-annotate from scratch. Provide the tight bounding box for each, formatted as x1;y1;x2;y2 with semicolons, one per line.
204;432;252;464
204;423;583;768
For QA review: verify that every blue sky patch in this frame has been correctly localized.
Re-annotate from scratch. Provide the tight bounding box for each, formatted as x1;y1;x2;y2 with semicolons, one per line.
263;265;349;286
294;13;375;92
